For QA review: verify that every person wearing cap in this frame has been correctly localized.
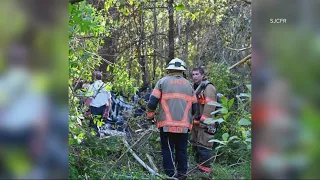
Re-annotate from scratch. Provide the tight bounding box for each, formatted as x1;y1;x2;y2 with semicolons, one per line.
146;58;197;179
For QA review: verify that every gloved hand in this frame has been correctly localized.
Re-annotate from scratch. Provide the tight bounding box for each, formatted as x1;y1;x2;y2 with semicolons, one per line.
147;118;156;125
200;119;217;135
193;115;201;125
196;115;218;135
204;123;217;135
146;111;156;125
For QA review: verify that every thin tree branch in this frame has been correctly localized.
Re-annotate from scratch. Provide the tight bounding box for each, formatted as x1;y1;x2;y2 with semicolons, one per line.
72;35;120;40
226;46;251;52
228;54;251;70
83;49;113;64
186;152;224;175
122;138;166;179
143;6;168;10
146;153;158;173
229;161;246;167
104;129;153;177
72;32;167;39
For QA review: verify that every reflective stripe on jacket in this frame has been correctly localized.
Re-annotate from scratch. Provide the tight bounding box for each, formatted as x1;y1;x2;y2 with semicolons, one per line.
148;73;196;133
198;83;217;121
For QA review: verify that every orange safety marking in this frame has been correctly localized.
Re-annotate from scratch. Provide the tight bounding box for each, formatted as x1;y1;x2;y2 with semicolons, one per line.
193;120;200;125
168;126;184;133
170;79;187;85
157;121;192;129
162;93;196;102
199;166;211;172
182;101;192;122
205;97;216;104
160;99;173;121
146;111;155;119
199;99;205;104
157;92;196;131
193;95;197;102
200;115;210;121
151;88;161;99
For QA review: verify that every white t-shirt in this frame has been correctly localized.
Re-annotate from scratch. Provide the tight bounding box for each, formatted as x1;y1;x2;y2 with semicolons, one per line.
86;80;111;108
0;68;47;131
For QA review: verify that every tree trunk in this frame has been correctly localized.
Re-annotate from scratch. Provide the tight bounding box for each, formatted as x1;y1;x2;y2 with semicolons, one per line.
167;0;174;63
98;7;119;77
159;37;164;77
162;39;166;76
128;45;133;80
184;20;190;63
139;2;149;86
196;35;201;65
177;11;182;58
152;0;158;81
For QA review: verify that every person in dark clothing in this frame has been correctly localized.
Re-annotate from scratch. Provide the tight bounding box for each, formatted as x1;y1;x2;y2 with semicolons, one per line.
146;58;197;179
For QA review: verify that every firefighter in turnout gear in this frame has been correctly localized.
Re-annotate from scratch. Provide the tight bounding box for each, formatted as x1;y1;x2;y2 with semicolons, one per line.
146;58;197;179
190;67;217;173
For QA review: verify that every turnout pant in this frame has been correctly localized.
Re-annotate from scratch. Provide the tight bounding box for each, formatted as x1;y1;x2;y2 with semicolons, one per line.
160;128;188;178
190;124;214;168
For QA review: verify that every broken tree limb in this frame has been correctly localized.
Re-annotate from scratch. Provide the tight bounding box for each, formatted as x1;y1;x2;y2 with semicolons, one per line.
122;138;156;174
104;129;152;178
122;138;174;179
226;46;251;52
146;153;158;173
228;54;252;70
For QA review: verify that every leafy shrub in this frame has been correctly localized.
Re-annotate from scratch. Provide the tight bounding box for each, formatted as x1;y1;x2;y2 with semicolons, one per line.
204;84;251;164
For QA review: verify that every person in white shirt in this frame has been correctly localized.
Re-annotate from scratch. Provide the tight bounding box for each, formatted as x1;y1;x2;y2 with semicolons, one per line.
85;72;111;136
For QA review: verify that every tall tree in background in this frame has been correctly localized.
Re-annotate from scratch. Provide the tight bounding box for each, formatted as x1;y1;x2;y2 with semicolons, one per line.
69;0;251;92
167;0;174;63
69;1;252;179
152;0;158;81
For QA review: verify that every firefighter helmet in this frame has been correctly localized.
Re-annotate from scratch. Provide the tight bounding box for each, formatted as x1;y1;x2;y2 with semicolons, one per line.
166;58;187;71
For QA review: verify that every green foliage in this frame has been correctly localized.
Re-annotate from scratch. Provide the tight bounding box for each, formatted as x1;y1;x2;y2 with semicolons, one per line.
175;4;185;11
211;162;251;179
206;62;241;97
68;0;251;178
69;2;114;177
69;1;107;85
238;118;251;126
69;2;107;36
69;135;126;179
108;63;137;97
207;84;251;164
